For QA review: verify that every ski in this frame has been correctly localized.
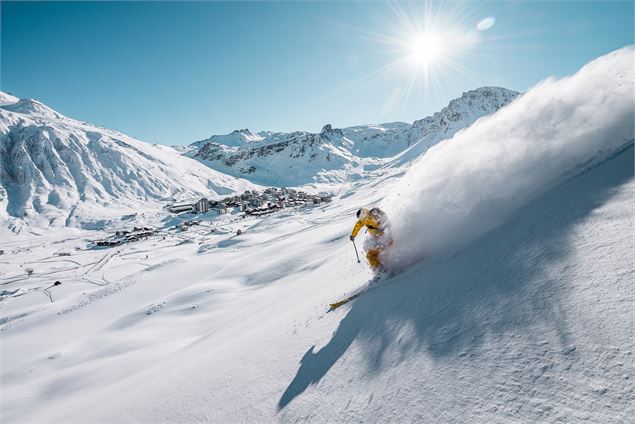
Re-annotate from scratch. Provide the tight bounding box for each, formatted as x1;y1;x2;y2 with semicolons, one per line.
328;269;400;311
328;292;362;310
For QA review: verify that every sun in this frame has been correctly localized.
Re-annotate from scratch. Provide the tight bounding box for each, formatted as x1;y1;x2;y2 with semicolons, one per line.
409;32;442;66
345;1;488;113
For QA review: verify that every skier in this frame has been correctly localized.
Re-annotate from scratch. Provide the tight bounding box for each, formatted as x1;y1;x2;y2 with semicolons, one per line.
327;208;393;310
349;207;392;273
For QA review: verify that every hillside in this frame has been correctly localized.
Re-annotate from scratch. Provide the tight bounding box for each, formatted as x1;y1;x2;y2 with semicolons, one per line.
186;87;518;186
0;96;256;229
1;138;631;424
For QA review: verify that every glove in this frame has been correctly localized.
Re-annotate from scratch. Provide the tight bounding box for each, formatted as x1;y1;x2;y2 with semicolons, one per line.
349;235;355;241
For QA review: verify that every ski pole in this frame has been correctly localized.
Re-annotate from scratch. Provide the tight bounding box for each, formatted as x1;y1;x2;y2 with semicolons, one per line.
352;239;361;263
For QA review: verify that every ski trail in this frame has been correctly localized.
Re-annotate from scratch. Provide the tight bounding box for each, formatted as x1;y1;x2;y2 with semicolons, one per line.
87;248;121;273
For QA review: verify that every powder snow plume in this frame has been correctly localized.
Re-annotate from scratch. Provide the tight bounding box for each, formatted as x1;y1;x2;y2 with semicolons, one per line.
383;46;634;267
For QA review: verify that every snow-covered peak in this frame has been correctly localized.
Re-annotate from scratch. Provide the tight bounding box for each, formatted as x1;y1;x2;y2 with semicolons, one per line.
413;86;519;129
0;91;19;106
0;97;65;120
192;128;265;149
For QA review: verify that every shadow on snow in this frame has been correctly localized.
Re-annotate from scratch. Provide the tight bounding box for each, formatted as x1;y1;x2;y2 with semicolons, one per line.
279;143;634;410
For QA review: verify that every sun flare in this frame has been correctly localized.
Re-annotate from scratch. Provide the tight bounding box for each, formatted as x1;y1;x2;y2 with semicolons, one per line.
348;1;487;114
409;33;442;66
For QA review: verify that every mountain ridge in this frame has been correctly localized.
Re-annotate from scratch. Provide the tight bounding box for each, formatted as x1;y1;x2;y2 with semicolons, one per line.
186;86;519;185
0;86;519;228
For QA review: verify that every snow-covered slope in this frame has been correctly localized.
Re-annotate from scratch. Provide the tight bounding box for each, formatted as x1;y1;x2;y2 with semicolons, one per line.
1;146;631;424
385;46;635;265
0;96;256;229
187;87;518;186
1;48;632;423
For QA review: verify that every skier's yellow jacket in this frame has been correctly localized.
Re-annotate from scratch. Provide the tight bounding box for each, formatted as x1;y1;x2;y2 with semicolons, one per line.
350;208;392;272
351;209;386;239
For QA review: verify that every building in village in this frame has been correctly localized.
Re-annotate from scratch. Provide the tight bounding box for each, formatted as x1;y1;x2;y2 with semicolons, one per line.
166;187;333;217
195;198;209;214
167;202;194;214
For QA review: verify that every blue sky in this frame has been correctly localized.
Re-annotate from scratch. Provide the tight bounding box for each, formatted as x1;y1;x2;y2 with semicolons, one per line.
2;1;633;145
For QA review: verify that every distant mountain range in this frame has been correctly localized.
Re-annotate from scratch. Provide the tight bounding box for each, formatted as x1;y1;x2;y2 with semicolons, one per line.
183;87;519;185
0;87;518;227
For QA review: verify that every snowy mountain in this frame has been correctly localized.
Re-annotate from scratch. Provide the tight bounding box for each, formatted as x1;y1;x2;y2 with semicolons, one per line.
186;87;519;186
0;95;256;229
0;87;517;229
0;47;633;424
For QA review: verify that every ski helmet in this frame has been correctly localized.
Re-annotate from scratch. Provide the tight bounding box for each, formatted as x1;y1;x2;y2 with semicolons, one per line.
370;207;386;221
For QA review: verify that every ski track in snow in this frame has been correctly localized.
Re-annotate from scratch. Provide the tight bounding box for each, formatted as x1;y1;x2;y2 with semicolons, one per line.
0;47;633;423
